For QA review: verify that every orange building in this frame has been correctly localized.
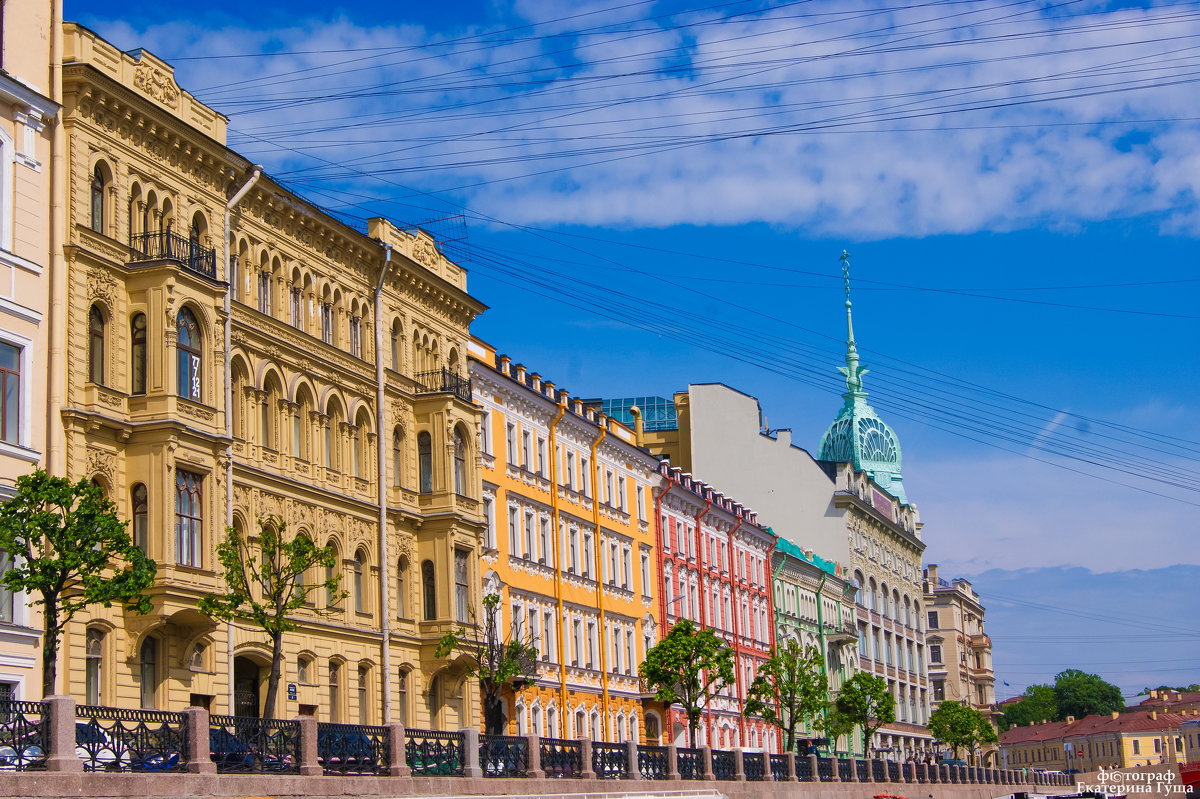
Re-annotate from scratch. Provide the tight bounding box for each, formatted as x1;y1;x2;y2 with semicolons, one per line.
468;339;663;742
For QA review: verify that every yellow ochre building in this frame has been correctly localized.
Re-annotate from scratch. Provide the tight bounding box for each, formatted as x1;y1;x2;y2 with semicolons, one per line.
51;23;488;726
469;339;663;743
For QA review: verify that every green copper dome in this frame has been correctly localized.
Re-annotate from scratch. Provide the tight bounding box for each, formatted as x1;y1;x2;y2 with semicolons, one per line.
817;253;908;504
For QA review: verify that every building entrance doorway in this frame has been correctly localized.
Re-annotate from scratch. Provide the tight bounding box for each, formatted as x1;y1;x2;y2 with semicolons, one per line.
233;656;260;717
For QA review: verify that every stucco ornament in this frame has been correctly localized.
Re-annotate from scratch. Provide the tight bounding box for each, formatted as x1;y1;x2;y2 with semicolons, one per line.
133;64;181;110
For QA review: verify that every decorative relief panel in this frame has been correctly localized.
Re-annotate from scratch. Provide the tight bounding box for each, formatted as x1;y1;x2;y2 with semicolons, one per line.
132;64;180;109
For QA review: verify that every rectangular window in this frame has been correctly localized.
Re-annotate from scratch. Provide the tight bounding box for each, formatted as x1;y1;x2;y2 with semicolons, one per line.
482;498;494;549
539;518;551;565
622;546;631;588
175;470;203;567
521;431;531;470
480;410;491;455
605;470;614;505
582;532;593;578
569;530;579;574
930;644;942;664
321;303;333;344
587;621;597;669
933;680;945;702
349;317;361;358
290;287;302;327
543;612;554;663
927;611;939;629
506;423;517;465
258;272;271;315
524;511;535;561
528;607;539;654
1133;740;1140;755
565;452;574;490
636;486;645;521
641;551;651;596
0;342;20;445
0;548;13;623
508;508;519;555
536;437;546;476
572;620;581;666
617;476;626;512
581;458;590;496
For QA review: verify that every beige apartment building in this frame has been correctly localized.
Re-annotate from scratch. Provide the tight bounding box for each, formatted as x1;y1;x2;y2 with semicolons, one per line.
1001;710;1192;771
923;563;997;765
42;23;487;726
0;0;60;700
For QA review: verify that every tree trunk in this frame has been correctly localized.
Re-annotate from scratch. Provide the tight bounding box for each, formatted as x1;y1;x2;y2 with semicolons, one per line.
483;688;504;735
263;630;284;720
689;716;697;748
41;601;59;698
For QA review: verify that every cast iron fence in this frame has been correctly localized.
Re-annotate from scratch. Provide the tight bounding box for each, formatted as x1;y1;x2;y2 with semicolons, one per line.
837;757;851;781
796;754;813;781
208;715;299;774
592;741;626;779
478;734;527;777
637;744;669;779
817;756;833;782
317;722;388;776
711;749;736;780
405;728;463;776
678;747;704;780
744;751;766;781
769;753;788;781
539;737;582;778
74;705;187;773
0;700;47;771
888;759;900;781
414;369;472;403
128;231;217;280
856;759;869;781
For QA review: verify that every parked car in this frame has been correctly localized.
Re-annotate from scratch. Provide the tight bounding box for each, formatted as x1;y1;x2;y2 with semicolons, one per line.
209;727;254;771
76;722;179;772
0;729;45;770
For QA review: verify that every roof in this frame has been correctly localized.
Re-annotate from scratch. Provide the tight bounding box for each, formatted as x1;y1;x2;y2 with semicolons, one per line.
1137;691;1200;708
1000;711;1190;745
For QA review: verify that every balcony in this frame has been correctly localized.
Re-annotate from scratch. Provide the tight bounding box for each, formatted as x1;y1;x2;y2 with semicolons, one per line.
129;231;217;280
414;368;472;403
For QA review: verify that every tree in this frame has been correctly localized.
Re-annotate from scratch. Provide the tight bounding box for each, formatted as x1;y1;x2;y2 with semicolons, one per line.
831;671;895;756
744;639;828;754
199;515;343;719
0;470;156;697
1002;683;1059;728
435;592;538;734
640;619;735;748
927;701;998;762
1054;669;1123;719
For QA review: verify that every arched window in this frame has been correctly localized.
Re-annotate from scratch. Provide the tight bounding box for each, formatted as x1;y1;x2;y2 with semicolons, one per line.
397;670;409;725
176;308;202;401
175;470;203;567
130;314;147;395
326;542;341;607
131;483;148;553
88;305;105;385
90;165;106;233
392;429;403;488
453;427;467;495
328;660;341;722
86;628;105;705
353;549;366;614
0;549;15;623
390;321;401;372
418;431;433;494
139;637;158;709
421;559;435;620
396;556;408;618
358;665;370;724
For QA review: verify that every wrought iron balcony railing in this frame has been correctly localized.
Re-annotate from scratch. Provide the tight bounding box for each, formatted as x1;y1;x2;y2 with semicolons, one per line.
129;231;217;280
414;369;472;403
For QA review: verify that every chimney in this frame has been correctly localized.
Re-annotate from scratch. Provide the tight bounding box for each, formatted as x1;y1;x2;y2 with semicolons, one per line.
1066;716;1075;724
1112;712;1120;719
927;564;939;586
1150;711;1157;721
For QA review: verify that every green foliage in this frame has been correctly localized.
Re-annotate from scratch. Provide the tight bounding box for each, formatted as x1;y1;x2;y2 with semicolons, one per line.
0;469;156;697
1053;669;1124;719
927;701;998;761
435;592;539;734
744;639;828;754
199;515;342;718
1002;671;1124;729
639;619;735;748
831;670;895;754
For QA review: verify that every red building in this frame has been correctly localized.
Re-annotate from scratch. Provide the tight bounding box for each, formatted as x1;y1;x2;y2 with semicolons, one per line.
653;460;777;751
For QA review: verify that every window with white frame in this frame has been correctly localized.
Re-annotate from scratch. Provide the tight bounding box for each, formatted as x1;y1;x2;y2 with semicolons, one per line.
0;340;22;446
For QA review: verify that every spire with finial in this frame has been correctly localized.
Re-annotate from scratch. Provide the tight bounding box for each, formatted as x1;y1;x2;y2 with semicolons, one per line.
837;250;867;399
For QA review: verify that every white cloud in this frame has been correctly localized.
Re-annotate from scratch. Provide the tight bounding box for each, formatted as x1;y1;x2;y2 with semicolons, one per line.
74;0;1200;238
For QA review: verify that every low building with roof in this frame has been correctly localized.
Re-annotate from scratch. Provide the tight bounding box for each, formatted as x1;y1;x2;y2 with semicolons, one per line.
1000;709;1194;771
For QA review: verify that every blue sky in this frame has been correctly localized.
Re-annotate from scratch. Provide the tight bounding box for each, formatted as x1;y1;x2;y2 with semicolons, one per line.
68;0;1200;694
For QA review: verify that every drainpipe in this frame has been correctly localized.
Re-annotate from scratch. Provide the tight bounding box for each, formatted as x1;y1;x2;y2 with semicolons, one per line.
547;396;567;728
725;516;741;748
47;0;65;477
224;164;262;713
815;569;831;754
589;418;609;739
375;243;393;722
